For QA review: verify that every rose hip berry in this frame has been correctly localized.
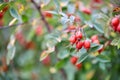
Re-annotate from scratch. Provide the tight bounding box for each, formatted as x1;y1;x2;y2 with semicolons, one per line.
111;17;119;28
93;0;102;3
111;17;120;32
117;23;120;33
84;40;91;50
69;35;76;44
70;56;78;65
76;41;84;50
76;31;82;39
75;63;82;70
81;8;91;15
91;35;98;42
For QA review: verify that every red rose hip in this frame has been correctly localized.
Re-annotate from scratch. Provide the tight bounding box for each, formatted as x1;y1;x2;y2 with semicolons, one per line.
70;56;78;65
111;17;119;27
91;35;98;42
69;35;77;44
75;63;82;70
117;23;120;33
76;31;83;39
84;40;91;50
76;41;84;50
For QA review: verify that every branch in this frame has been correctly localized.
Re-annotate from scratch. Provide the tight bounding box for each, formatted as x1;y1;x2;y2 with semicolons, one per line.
60;69;67;80
31;0;52;33
0;23;25;30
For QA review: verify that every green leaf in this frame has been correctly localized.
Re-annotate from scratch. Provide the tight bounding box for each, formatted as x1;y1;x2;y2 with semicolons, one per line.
90;43;99;48
0;3;7;11
99;63;106;70
89;45;103;53
55;58;68;69
7;46;16;65
111;37;120;49
6;35;16;65
40;51;49;61
0;0;4;3
78;47;87;54
67;3;75;14
46;11;58;15
77;11;86;23
96;55;110;63
77;11;91;23
69;15;75;23
61;16;69;24
9;7;20;19
77;52;89;64
93;23;104;33
54;0;60;12
58;49;69;59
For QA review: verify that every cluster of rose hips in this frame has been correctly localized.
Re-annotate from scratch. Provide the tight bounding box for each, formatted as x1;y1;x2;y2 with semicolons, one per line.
69;28;104;53
69;29;91;51
70;56;82;70
111;16;120;32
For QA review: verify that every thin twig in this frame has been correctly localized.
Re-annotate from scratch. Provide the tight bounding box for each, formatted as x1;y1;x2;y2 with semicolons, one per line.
0;23;25;30
31;0;52;33
60;69;67;80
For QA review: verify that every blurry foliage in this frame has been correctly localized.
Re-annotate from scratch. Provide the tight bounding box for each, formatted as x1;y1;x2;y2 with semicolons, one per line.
0;0;120;80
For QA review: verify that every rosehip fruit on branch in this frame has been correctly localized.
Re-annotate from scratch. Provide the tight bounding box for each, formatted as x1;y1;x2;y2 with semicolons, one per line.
111;17;119;27
75;63;82;70
69;35;77;44
91;35;99;42
43;11;53;18
76;31;83;39
93;0;102;3
111;17;119;31
35;26;42;36
81;8;91;15
70;56;78;65
117;23;120;33
84;40;91;50
91;35;100;44
42;55;51;66
76;41;84;50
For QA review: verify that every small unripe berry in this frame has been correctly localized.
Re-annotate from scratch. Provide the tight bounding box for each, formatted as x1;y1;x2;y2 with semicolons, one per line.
75;63;82;70
69;35;77;44
76;31;83;39
84;40;91;50
70;56;78;65
76;41;84;50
